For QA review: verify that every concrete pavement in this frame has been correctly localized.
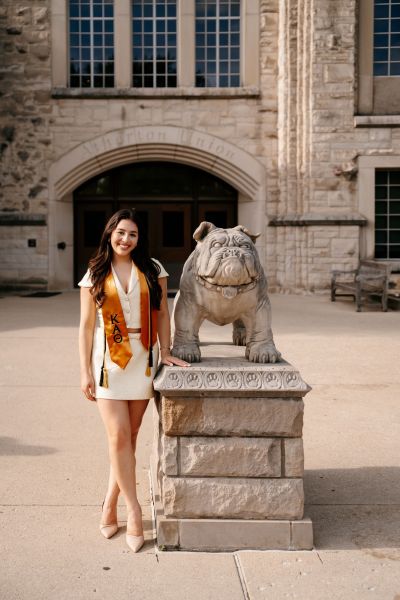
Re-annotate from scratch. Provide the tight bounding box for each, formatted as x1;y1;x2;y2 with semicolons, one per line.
0;291;399;600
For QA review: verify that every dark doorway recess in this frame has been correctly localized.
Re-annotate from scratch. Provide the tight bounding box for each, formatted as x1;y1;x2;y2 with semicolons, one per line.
74;162;238;288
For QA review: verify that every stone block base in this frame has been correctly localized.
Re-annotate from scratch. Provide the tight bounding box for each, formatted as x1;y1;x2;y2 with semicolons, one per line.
150;462;313;551
152;358;313;551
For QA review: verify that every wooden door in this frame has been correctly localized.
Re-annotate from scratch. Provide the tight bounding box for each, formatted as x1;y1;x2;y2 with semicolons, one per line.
74;201;113;283
197;202;236;230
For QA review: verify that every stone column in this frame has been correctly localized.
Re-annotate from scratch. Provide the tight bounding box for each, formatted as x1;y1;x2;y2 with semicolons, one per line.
151;356;313;551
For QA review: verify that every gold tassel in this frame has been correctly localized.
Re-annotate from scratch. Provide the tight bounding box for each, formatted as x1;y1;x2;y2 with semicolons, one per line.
102;366;109;388
100;366;109;388
145;364;151;377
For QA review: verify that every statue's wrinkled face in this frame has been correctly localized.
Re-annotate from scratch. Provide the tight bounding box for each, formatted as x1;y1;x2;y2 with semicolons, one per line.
195;227;260;286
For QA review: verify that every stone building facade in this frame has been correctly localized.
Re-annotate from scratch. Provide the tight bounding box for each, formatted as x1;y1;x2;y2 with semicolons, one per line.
1;0;399;292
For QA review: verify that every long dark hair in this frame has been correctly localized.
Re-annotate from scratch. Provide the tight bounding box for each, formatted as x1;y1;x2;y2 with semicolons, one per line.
88;208;162;309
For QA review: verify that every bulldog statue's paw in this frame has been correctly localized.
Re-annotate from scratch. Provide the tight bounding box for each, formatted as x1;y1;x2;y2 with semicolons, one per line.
246;341;281;364
171;343;201;363
232;326;246;346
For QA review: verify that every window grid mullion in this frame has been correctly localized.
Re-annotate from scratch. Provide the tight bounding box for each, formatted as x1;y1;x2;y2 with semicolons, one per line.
90;1;94;87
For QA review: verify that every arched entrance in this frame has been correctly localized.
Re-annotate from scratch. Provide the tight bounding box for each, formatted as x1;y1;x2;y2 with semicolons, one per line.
48;126;266;290
74;162;237;288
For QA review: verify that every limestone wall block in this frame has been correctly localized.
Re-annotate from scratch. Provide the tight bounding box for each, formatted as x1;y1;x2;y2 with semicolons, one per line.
331;237;357;258
324;64;354;83
179;437;282;477
161;396;304;438
159;432;178;476
162;476;304;520
283;439;304;477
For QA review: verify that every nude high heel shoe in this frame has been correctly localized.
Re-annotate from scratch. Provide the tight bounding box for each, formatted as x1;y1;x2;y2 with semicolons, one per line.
100;523;119;539
126;533;144;553
99;500;118;539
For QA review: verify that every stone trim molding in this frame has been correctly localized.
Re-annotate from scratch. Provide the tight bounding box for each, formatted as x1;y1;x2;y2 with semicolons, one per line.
355;116;400;127
268;213;367;226
0;213;46;227
358;0;373;115
51;87;261;99
153;358;311;397
48;125;265;199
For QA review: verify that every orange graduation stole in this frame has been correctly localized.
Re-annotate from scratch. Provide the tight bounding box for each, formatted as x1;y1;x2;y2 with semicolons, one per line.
99;266;158;388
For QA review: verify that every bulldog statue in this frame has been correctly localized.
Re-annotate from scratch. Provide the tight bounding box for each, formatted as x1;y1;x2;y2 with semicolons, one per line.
171;221;281;363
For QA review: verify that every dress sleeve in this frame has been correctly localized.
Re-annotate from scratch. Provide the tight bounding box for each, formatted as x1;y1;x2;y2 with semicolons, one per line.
78;269;93;288
152;258;169;278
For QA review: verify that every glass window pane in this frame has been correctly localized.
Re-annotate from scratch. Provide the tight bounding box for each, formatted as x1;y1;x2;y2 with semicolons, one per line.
389;186;400;199
390;215;400;228
391;33;400;46
376;170;388;185
389;245;400;258
374;48;389;61
392;5;400;18
390;62;400;74
375;5;389;18
390;201;400;213
374;33;389;47
375;245;387;259
374;62;389;75
375;215;387;229
374;19;389;33
375;201;387;214
390;170;400;185
375;230;388;244
389;231;400;243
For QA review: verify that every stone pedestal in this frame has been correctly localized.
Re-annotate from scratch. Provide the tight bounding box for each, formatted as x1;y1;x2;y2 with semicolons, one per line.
151;357;313;551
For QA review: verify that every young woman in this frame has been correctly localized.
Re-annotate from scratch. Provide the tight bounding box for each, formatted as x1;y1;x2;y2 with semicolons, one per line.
78;208;188;553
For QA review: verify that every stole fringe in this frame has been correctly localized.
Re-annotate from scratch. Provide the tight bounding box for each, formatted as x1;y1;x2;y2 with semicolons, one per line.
100;365;109;388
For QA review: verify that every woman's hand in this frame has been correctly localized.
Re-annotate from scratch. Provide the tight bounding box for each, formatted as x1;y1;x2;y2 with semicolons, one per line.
160;349;190;367
81;371;96;401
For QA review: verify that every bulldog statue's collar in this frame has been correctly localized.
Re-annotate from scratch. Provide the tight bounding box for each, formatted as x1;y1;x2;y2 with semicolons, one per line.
195;274;260;299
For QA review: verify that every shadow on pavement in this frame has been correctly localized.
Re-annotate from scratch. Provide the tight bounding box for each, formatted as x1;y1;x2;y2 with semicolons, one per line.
0;436;57;456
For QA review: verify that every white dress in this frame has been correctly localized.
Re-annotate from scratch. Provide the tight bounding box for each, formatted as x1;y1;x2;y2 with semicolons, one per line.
78;259;168;400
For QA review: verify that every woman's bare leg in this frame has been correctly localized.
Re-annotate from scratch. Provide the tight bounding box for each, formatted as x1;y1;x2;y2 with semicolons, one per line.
97;398;150;535
97;399;141;535
101;465;119;526
126;399;150;534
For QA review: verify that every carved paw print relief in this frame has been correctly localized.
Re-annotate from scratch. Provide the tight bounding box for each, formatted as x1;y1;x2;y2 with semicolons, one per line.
263;372;282;388
245;372;262;389
224;372;242;388
157;366;306;392
285;372;300;388
167;372;183;388
186;372;202;388
205;372;223;388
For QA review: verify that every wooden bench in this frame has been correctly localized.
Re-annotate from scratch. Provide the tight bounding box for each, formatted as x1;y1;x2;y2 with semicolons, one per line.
331;260;392;312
